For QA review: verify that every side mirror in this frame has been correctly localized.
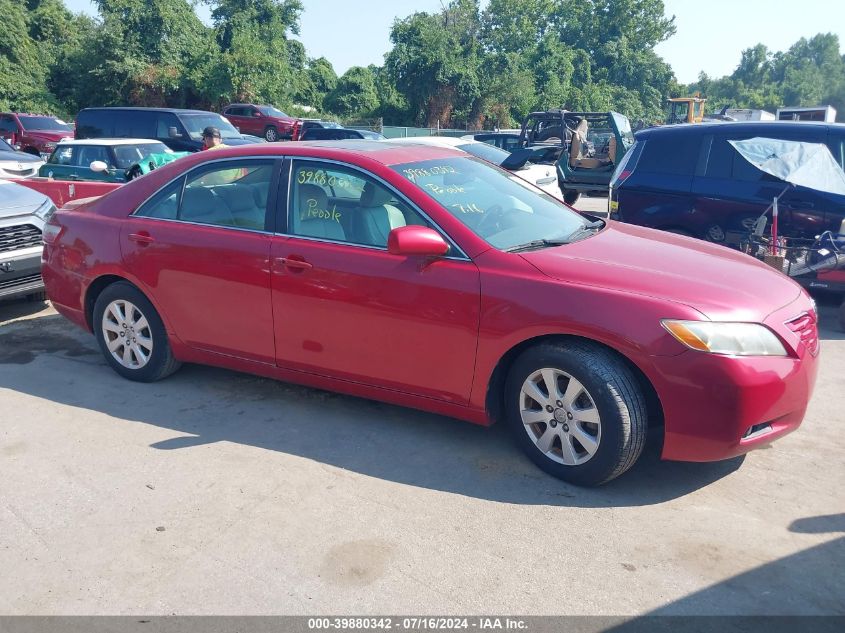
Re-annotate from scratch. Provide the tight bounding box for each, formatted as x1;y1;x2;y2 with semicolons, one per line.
500;147;534;171
387;226;449;257
168;126;181;138
89;160;109;173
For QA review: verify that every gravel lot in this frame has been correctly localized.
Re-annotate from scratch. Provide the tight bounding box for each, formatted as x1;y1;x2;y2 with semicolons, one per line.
0;291;843;616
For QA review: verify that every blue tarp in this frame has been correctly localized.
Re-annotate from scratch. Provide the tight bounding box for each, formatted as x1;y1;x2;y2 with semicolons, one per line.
729;137;845;196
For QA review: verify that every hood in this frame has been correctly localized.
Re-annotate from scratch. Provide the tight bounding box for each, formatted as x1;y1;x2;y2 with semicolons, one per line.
519;221;802;321
0;149;42;164
0;181;51;215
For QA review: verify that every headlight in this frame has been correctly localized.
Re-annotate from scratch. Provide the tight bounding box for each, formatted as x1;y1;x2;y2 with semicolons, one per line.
33;199;57;222
661;320;788;356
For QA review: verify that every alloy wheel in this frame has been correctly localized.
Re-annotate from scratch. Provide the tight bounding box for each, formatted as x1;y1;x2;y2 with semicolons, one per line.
519;368;602;466
101;299;154;370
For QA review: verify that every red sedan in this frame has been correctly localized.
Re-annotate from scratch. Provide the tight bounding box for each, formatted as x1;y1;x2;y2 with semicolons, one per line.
42;141;820;486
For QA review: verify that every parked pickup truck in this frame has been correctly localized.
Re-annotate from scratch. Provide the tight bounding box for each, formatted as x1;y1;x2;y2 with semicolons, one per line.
0;181;57;302
0;113;74;159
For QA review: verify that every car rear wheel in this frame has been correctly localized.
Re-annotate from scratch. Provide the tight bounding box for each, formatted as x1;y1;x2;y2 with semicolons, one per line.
562;189;580;205
93;282;181;382
264;126;279;142
504;341;647;486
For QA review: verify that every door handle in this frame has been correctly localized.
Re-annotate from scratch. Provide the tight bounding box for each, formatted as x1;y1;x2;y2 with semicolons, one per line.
128;232;154;246
276;256;313;271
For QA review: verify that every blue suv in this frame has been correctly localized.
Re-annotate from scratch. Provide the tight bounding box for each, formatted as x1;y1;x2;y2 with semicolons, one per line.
609;121;845;246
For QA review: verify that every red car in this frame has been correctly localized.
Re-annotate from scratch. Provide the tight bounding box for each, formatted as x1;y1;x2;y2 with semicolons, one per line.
222;104;299;142
42;142;820;486
0;112;74;158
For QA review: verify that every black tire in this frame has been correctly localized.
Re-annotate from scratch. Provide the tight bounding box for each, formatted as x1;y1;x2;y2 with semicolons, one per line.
92;281;181;382
264;126;279;142
563;189;581;206
503;341;648;486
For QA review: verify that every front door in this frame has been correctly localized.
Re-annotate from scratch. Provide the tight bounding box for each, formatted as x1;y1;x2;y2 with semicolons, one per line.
121;158;280;364
271;159;481;404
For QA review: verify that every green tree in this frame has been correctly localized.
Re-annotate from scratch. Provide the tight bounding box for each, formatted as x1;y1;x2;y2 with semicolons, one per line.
324;66;378;117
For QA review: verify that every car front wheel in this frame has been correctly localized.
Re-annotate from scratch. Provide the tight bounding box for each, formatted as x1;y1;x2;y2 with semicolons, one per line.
93;282;181;382
504;341;647;486
264;126;279;142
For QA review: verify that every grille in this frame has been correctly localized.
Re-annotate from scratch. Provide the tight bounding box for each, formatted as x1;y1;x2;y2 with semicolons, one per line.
786;312;819;356
0;224;42;253
0;273;42;291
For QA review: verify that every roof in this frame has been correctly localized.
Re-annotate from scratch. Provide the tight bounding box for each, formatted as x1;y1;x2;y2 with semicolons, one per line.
387;136;475;148
55;138;167;147
635;120;845;139
78;107;220;115
142;140;466;168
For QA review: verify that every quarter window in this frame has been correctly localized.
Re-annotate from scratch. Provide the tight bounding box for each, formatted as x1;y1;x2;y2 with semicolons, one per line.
289;161;430;247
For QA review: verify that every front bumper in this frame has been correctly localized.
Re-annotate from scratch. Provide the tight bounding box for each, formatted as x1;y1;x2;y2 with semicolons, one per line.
0;248;44;300
651;298;820;462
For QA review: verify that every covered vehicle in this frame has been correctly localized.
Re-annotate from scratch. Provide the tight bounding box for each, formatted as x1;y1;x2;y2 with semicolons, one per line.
0;137;44;179
517;109;634;204
39;139;188;182
42;141;818;486
0;180;55;301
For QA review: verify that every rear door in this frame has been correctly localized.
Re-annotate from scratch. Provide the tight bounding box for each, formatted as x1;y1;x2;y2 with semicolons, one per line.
121;158;281;363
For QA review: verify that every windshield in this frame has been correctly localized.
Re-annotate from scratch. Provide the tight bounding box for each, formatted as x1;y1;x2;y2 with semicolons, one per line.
258;106;288;118
18;116;72;132
181;114;242;140
111;142;172;169
322;121;342;129
457;142;510;165
392;157;590;250
358;130;385;140
612;113;634;148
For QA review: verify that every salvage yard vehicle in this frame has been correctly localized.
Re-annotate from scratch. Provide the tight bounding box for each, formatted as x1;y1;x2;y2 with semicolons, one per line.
300;127;385;140
293;119;343;141
0;137;44;179
665;93;708;125
42;141;819;486
0;112;74;159
222;103;301;142
387;135;563;200
609;122;845;245
0;181;55;302
517;109;634;204
75;107;260;152
39;139;188;183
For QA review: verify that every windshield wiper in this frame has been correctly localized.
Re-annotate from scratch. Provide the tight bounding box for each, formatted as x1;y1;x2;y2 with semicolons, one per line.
505;238;571;253
566;220;604;242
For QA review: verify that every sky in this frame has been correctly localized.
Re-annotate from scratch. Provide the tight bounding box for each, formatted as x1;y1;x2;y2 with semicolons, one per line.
63;0;845;83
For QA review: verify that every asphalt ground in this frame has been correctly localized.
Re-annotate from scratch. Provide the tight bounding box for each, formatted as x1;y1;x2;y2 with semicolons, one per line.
0;286;842;616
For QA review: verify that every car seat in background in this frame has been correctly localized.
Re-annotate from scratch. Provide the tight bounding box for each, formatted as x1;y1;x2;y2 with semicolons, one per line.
181;187;236;226
213;185;266;230
297;183;345;240
354;181;406;246
569;119;606;170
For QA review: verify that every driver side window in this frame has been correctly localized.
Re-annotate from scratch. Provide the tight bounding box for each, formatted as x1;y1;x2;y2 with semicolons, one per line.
288;161;430;248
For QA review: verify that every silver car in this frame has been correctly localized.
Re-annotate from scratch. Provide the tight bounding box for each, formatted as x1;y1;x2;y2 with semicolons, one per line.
0;137;44;179
0;181;55;301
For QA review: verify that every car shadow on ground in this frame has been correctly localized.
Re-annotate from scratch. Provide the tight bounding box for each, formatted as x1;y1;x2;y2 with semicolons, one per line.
602;515;845;622
16;310;831;509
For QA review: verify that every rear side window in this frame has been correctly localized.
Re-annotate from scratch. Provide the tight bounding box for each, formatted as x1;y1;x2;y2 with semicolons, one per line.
635;133;700;175
77;110;116;138
706;136;781;182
